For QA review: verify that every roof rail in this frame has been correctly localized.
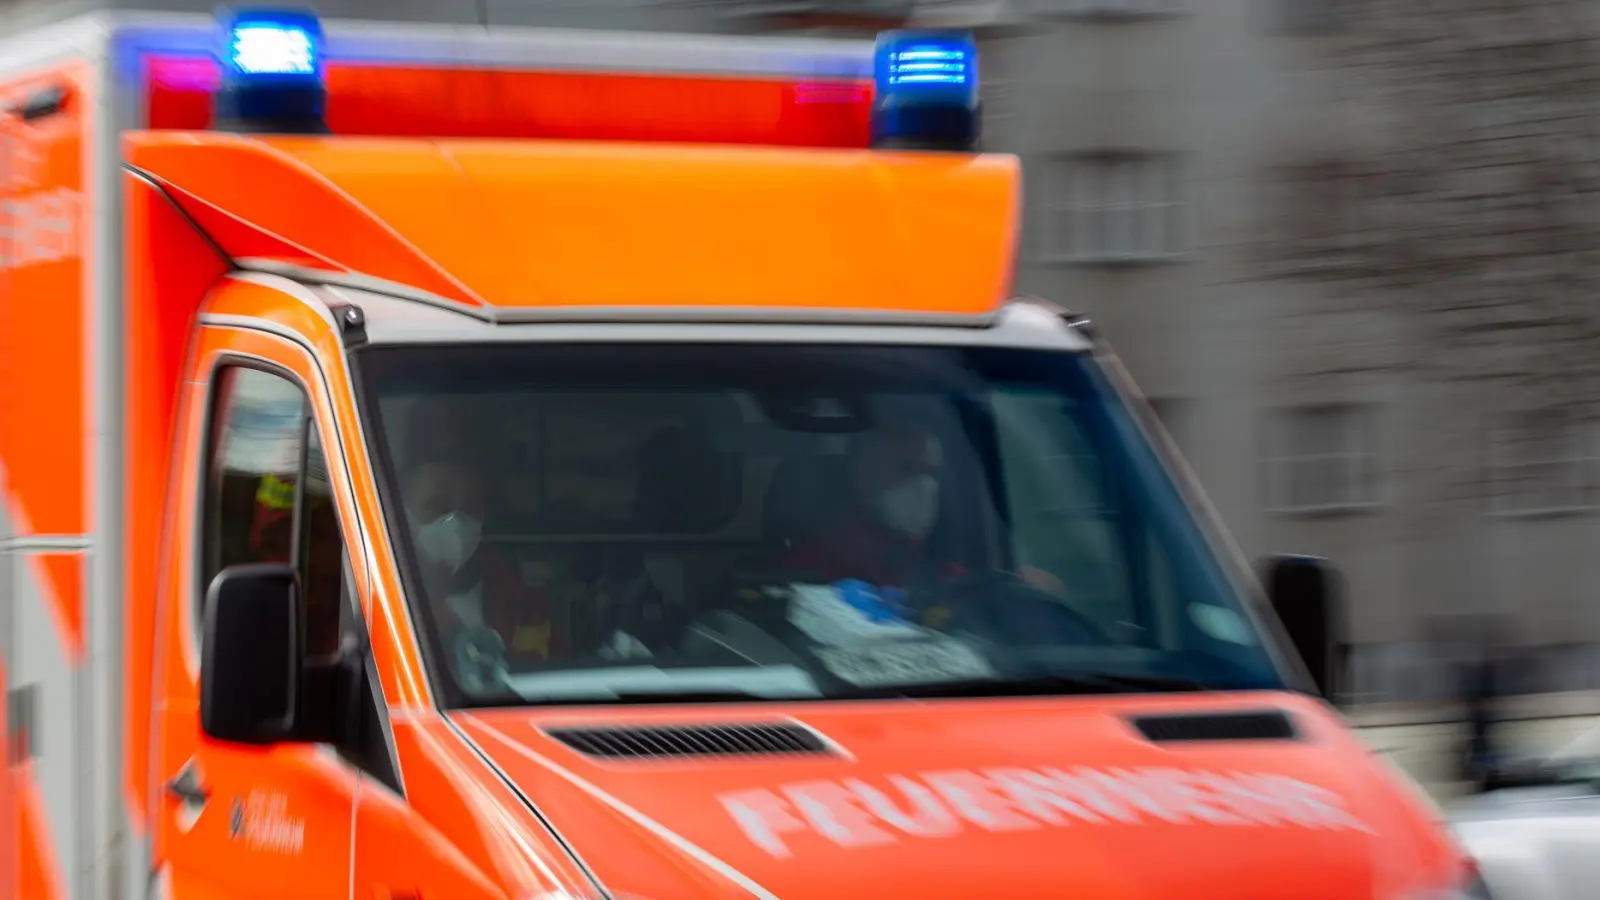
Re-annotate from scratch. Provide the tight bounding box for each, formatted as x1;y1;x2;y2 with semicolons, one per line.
237;259;1007;329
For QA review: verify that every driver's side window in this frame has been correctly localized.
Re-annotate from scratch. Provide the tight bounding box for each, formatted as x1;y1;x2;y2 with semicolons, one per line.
198;363;342;655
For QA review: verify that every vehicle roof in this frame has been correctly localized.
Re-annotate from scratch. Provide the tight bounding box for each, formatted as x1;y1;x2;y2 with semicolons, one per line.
129;133;1022;322
218;274;1093;352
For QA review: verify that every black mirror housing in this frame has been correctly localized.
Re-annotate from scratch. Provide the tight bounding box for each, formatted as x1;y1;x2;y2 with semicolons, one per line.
200;563;302;745
1262;554;1344;700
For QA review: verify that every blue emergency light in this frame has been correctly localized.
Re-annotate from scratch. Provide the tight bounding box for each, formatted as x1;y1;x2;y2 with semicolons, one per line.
869;30;980;152
212;7;329;134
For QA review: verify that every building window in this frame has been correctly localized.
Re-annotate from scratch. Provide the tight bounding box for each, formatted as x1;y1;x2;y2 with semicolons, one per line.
1264;404;1379;513
1487;412;1599;516
1034;153;1186;265
980;74;1018;130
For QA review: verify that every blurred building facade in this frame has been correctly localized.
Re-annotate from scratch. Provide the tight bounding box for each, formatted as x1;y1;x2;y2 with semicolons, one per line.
5;0;1598;704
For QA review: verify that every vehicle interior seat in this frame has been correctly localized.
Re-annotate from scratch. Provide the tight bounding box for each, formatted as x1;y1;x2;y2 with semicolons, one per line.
624;425;742;618
760;453;852;563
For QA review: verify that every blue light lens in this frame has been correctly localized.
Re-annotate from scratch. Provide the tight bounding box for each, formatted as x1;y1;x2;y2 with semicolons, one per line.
886;44;971;87
219;8;324;80
230;23;316;76
874;31;978;98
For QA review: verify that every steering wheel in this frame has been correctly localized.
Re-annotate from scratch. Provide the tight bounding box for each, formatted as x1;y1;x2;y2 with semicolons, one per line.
922;571;1110;652
453;624;511;695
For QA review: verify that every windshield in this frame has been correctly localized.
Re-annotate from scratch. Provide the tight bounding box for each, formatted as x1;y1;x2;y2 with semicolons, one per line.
354;342;1288;707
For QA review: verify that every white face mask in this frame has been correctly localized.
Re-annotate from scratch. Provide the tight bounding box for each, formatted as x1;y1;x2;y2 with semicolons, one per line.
413;511;482;574
873;474;940;539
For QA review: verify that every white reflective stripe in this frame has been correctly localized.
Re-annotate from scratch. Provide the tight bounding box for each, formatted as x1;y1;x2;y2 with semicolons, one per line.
463;717;783;900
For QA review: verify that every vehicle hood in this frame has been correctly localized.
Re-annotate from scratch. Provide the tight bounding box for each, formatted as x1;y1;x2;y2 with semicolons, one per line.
453;692;1460;900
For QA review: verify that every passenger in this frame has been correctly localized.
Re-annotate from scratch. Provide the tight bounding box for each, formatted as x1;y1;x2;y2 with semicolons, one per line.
300;507;346;656
402;457;567;664
246;472;343;656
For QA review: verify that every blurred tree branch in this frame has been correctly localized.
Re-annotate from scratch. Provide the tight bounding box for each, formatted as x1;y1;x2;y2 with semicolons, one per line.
1262;0;1600;417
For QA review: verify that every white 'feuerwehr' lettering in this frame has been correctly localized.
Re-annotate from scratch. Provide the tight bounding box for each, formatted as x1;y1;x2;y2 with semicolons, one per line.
720;787;808;858
844;775;961;838
783;780;896;849
982;768;1100;825
923;770;1040;832
1092;767;1185;823
1138;768;1245;825
717;765;1375;857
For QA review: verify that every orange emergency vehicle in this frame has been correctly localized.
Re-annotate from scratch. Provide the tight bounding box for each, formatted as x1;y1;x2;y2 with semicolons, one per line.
0;7;1489;900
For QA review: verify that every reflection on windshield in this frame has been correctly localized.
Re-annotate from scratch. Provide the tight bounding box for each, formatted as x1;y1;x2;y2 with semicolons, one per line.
355;342;1287;706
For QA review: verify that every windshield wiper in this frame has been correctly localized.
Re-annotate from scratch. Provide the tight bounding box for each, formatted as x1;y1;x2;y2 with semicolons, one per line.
513;688;823;707
1078;673;1212;692
840;672;1211;700
453;674;1211;708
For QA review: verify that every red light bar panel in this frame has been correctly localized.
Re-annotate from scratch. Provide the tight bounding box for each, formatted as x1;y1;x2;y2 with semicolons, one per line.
144;55;873;148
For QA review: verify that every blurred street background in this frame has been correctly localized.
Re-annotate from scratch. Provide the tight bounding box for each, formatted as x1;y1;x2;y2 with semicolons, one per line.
10;0;1600;797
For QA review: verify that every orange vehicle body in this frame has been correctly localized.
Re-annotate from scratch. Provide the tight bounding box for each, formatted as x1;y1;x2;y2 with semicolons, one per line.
0;11;1473;900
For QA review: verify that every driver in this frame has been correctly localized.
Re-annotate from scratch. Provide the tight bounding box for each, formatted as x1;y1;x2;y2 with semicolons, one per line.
781;420;956;589
402;457;568;664
780;420;1071;600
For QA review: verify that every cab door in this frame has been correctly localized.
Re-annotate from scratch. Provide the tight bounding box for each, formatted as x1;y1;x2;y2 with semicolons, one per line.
150;327;355;899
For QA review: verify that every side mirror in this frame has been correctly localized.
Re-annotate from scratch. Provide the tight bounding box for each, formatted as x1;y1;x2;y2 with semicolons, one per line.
1262;554;1343;700
200;563;301;745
